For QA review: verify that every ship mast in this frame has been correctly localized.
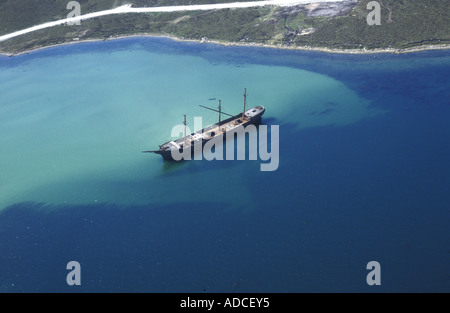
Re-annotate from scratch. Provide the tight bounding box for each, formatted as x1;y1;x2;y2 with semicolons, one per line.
242;88;247;119
183;115;187;138
218;100;221;127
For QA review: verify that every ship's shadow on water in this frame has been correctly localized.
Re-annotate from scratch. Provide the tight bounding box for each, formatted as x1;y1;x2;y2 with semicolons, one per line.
160;159;188;173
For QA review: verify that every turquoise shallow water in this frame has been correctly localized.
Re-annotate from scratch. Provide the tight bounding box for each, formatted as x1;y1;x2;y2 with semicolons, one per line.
0;38;449;292
0;39;383;209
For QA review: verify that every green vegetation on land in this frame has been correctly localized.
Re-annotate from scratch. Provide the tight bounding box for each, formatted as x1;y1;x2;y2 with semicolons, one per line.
0;0;449;54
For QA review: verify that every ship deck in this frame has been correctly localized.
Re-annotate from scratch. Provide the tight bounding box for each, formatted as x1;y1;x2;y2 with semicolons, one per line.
173;115;247;149
161;106;264;151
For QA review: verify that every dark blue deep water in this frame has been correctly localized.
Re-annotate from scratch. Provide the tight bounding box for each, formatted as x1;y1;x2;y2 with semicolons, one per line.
0;38;449;292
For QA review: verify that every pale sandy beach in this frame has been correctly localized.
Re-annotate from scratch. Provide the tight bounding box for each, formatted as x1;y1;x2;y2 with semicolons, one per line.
1;33;449;57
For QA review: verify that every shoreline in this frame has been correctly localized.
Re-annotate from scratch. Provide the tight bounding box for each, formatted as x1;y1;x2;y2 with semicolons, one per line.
1;33;450;57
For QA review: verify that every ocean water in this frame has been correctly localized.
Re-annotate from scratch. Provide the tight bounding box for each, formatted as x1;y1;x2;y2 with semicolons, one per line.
0;37;449;292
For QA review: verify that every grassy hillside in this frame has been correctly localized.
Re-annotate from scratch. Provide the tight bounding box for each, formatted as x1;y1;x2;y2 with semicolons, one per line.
0;0;449;54
291;0;450;49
